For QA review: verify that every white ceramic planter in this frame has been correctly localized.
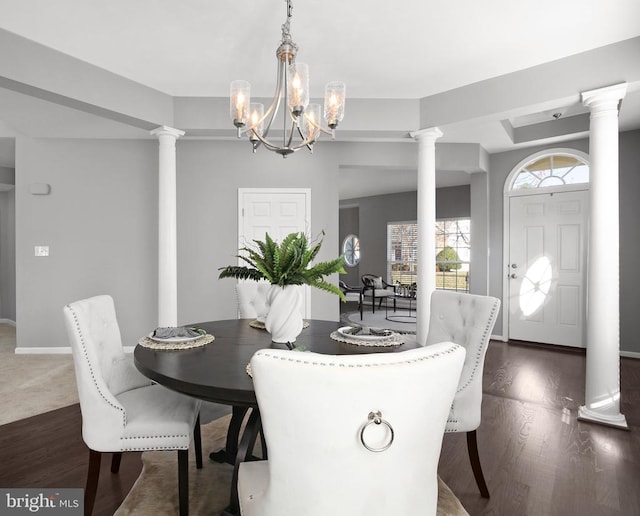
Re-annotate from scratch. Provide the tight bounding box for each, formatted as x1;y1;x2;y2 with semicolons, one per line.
265;285;304;344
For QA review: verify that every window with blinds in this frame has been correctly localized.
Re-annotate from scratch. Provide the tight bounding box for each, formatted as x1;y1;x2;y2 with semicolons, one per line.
387;219;470;292
387;222;418;286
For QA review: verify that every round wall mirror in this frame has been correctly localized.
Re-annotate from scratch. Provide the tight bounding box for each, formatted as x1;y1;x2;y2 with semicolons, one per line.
342;234;360;267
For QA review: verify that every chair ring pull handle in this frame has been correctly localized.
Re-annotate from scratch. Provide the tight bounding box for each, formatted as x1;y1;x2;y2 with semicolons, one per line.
359;410;394;452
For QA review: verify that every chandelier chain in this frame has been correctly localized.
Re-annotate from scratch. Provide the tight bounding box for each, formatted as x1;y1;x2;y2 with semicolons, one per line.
281;0;294;43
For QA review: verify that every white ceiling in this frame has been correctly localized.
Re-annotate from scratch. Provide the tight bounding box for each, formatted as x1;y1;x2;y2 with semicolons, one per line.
1;0;640;196
2;0;638;99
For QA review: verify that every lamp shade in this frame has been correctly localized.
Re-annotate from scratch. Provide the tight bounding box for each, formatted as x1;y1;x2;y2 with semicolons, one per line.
288;63;309;115
303;103;321;142
324;81;346;129
230;80;251;127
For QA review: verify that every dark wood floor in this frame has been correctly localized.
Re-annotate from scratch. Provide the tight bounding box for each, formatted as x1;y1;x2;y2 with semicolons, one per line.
1;335;638;515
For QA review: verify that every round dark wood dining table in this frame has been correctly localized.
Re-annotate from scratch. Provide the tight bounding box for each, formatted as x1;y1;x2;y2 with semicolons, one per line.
134;318;418;515
134;318;417;407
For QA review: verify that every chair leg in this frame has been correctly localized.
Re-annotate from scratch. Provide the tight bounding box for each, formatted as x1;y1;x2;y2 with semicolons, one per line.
85;450;102;516
467;430;490;498
359;295;363;320
178;449;189;516
194;413;203;469
259;427;268;460
110;452;122;473
372;295;376;313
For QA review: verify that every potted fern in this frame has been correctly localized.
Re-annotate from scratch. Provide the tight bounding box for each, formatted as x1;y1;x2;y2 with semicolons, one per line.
219;231;346;344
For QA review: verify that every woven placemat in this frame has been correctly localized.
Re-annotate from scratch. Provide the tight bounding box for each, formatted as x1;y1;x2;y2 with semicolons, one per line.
329;330;404;347
249;320;310;330
138;334;215;350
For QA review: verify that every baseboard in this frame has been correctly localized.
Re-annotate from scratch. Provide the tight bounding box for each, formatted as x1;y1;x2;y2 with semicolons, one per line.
621;350;640;359
491;334;507;342
0;319;16;326
15;346;72;355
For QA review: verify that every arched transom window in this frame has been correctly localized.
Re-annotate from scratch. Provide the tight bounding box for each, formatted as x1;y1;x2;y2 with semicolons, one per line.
512;153;589;190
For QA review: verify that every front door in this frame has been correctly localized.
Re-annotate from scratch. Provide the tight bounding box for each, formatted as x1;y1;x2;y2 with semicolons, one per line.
238;188;311;317
508;189;588;347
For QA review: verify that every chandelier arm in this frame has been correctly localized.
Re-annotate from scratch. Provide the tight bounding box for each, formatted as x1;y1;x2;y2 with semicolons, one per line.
302;116;333;137
282;55;292;149
296;124;315;152
250;125;315;154
284;116;298;149
261;58;287;139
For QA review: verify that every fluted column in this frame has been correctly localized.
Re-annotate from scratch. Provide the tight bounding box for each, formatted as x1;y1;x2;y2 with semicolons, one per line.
150;125;185;328
410;127;442;342
578;83;628;429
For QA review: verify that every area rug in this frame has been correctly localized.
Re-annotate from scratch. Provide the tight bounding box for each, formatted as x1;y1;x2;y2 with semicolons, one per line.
0;324;78;425
341;310;417;334
115;415;469;515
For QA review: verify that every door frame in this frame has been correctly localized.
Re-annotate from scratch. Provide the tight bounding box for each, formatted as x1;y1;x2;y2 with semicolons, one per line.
501;148;590;341
238;187;312;317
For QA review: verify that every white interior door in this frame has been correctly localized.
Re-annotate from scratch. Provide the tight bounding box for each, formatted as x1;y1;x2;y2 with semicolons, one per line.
239;188;311;317
508;189;588;347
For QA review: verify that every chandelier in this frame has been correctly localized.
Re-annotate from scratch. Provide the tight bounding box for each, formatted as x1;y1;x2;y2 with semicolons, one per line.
229;0;346;157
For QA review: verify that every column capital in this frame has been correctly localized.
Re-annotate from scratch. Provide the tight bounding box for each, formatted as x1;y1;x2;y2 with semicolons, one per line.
582;83;627;111
150;125;185;139
410;127;443;142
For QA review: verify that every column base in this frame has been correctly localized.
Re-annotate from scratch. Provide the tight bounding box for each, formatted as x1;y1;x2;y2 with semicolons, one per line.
577;405;629;430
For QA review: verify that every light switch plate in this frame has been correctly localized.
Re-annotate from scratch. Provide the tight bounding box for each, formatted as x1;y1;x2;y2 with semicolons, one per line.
35;246;49;257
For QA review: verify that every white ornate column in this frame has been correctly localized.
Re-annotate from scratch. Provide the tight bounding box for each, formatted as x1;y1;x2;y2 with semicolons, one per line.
578;83;628;429
410;127;443;342
150;125;185;328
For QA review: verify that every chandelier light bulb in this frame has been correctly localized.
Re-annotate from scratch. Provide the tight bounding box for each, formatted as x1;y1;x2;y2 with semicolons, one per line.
249;103;265;139
230;80;251;129
324;81;346;129
303;103;321;143
288;63;309;116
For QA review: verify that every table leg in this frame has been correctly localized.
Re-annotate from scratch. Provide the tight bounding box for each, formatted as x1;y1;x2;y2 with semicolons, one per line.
223;408;262;515
209;405;249;464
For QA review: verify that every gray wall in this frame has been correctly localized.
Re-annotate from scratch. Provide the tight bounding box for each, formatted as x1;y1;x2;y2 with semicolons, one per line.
470;172;489;295
339;186;471;285
0;166;14;184
619;130;640;355
16;137;159;349
338;206;359;286
0;186;15;321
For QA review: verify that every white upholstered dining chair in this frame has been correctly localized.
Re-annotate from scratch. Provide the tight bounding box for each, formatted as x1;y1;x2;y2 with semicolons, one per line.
63;295;202;516
238;343;466;516
425;290;501;498
235;281;271;319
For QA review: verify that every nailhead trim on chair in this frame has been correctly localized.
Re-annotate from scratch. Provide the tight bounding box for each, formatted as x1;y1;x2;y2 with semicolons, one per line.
454;297;500;394
67;305;127;427
255;345;461;368
121;440;191;451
